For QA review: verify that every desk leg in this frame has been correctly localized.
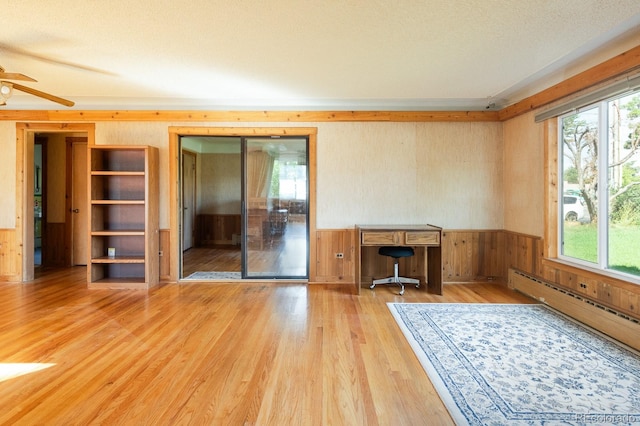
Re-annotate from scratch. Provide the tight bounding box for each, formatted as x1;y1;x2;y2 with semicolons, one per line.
427;245;443;295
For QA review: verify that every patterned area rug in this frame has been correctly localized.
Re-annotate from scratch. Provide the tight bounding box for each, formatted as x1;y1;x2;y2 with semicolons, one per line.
183;271;242;280
388;303;640;425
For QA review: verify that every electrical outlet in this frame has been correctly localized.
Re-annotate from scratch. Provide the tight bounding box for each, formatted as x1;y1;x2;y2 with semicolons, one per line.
335;252;344;259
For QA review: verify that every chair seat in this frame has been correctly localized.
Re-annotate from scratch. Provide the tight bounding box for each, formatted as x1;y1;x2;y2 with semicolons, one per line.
378;246;414;258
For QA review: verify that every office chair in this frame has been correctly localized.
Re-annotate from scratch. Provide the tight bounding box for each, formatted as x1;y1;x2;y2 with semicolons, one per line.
370;246;420;295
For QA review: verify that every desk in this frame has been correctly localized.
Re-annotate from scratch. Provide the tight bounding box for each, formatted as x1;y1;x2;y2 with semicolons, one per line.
354;224;442;295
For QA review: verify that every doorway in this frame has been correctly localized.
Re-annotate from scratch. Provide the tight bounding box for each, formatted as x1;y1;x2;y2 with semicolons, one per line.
179;136;308;279
34;138;45;266
16;123;95;282
170;127;317;282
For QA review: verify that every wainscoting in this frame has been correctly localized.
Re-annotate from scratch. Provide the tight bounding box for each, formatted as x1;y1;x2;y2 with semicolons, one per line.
538;260;640;321
160;229;171;282
313;229;513;284
314;229;356;283
0;229;19;282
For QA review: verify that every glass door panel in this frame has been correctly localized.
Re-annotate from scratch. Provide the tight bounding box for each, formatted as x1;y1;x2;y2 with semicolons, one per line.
243;137;308;278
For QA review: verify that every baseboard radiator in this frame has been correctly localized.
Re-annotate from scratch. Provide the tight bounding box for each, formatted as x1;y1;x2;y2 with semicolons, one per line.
508;269;640;352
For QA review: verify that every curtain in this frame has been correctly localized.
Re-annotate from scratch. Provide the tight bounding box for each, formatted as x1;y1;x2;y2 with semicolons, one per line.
246;151;274;198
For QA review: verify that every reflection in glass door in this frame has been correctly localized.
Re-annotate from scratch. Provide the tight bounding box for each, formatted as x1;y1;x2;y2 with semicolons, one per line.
243;137;309;278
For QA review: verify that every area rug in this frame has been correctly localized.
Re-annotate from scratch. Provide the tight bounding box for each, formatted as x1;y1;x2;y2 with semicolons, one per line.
388;303;640;425
183;271;242;280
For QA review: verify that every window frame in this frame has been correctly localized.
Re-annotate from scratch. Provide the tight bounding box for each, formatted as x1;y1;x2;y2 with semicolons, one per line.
555;93;640;283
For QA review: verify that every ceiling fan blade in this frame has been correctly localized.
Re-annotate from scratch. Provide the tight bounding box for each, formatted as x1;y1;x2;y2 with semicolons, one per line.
0;69;37;82
11;82;75;107
0;43;117;76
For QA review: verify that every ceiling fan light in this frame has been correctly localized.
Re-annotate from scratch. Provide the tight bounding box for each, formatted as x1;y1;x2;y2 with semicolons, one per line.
0;82;13;99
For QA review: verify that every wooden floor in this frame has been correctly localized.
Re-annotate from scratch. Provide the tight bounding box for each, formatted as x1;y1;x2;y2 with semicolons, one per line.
0;267;534;425
182;221;307;278
182;246;242;277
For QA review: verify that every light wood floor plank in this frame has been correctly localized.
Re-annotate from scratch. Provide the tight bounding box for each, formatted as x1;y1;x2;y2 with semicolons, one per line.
0;267;535;425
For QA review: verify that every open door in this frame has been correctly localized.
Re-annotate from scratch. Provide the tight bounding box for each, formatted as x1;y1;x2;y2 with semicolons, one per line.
182;151;196;251
70;138;88;265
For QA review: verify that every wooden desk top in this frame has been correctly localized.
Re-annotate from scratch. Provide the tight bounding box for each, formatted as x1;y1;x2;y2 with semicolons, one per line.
356;224;442;232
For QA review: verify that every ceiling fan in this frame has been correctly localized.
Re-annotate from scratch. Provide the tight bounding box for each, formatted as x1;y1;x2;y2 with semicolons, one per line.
0;65;74;107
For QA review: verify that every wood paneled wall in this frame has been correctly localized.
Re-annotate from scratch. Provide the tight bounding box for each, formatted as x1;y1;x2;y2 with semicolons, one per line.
160;229;170;281
538;262;640;321
441;230;505;282
314;228;514;284
0;229;19;282
503;231;544;278
315;229;356;283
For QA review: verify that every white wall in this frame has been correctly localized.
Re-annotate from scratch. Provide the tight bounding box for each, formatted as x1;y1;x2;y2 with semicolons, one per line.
317;121;503;229
0;120;505;231
0;122;16;228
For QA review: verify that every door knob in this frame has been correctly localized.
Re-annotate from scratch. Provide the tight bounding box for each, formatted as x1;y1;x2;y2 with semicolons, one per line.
72;208;80;213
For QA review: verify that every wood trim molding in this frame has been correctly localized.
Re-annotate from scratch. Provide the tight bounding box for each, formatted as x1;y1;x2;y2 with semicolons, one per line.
543;119;558;259
499;44;640;121
0;110;501;122
170;126;318;136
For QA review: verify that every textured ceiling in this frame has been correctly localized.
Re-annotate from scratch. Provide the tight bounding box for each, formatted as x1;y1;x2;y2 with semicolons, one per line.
2;0;640;110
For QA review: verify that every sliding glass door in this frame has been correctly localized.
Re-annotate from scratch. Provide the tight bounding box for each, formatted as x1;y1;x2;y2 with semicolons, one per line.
243;137;308;278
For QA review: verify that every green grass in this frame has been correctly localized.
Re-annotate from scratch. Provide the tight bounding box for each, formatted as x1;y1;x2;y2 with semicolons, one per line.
563;223;640;276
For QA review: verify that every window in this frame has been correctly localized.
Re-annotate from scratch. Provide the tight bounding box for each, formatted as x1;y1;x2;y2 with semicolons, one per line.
270;159;307;200
559;92;640;278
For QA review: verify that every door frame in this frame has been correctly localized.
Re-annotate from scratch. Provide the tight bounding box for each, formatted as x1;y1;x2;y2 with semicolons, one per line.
168;126;317;283
16;123;95;281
